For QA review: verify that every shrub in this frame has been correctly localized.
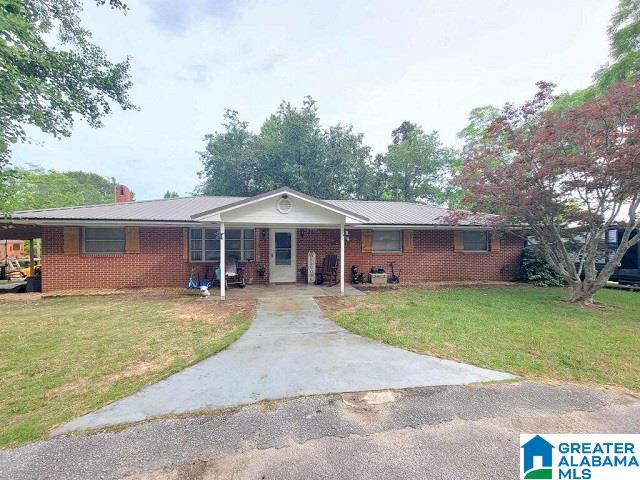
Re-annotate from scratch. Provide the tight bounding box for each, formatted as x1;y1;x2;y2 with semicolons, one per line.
520;246;566;286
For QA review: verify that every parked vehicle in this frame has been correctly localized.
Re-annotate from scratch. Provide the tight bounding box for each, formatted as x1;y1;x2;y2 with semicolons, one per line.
597;228;640;285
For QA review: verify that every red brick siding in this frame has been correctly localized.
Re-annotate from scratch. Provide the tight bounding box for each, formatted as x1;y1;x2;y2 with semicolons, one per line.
41;226;523;292
296;229;523;283
41;226;271;293
296;229;341;283
252;228;270;285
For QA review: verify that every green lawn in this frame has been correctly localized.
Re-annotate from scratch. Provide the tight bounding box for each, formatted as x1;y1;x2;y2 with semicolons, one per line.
0;295;254;448
319;286;640;392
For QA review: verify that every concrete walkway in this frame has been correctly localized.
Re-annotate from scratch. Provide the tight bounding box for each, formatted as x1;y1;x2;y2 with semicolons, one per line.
55;292;513;434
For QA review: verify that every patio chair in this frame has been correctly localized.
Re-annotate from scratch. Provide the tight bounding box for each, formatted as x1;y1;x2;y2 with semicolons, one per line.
225;256;246;288
315;254;338;285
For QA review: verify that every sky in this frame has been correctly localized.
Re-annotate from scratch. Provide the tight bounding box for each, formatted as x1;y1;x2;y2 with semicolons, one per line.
12;0;619;200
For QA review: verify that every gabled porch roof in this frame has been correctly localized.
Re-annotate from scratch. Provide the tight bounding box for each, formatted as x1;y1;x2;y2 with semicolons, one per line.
191;187;369;225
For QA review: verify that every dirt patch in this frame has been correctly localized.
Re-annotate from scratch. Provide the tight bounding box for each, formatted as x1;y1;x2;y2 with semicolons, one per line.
42;287;193;299
166;299;255;327
106;355;178;383
45;379;89;401
45;355;179;401
341;390;400;407
315;295;377;316
0;292;43;301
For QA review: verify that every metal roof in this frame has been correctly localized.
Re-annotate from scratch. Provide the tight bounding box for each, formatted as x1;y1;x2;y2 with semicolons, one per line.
325;200;491;226
8;190;495;226
10;196;244;223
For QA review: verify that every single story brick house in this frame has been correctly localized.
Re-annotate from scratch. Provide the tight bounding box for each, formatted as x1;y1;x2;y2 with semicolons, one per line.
5;187;524;296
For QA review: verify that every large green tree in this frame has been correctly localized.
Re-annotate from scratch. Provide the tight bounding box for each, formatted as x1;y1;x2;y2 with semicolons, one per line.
323;124;373;200
0;167;115;212
199;98;375;199
0;0;134;167
555;0;640;109
375;121;458;203
198;109;258;197
457;106;500;151
453;106;503;209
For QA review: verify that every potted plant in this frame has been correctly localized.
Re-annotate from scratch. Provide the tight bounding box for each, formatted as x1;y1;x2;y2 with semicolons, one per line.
256;265;266;278
299;266;308;278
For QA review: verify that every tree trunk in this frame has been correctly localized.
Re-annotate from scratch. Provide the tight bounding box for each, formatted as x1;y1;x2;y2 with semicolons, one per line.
567;282;595;305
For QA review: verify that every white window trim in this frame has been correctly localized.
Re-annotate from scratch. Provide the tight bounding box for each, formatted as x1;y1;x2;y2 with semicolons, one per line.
189;227;255;262
462;230;489;252
372;229;403;253
82;227;126;254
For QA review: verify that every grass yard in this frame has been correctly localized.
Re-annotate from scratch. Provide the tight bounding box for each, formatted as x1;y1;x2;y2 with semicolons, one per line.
318;286;640;393
0;295;254;448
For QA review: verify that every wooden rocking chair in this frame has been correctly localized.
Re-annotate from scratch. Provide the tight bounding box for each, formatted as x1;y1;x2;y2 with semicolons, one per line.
315;254;338;285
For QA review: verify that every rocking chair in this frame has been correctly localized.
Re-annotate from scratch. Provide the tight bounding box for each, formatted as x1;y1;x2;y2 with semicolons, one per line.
315;254;338;285
225;256;246;288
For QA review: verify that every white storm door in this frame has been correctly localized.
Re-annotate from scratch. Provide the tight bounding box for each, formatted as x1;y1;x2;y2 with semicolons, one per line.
269;229;296;283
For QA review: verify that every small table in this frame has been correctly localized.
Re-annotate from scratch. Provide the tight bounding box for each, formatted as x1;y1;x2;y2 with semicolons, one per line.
368;273;388;286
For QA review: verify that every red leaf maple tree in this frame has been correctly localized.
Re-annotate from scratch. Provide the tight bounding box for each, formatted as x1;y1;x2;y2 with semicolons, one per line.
457;80;640;303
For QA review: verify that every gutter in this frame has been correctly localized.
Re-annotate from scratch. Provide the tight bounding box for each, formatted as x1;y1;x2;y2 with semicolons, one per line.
5;219;204;228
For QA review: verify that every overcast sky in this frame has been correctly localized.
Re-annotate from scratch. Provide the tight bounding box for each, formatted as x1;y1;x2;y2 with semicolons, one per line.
13;0;618;200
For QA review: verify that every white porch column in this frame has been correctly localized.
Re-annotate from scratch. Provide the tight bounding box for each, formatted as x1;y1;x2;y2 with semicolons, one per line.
340;223;345;294
220;222;225;300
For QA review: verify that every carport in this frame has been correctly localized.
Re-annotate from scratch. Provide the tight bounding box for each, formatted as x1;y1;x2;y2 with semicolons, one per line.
1;223;42;290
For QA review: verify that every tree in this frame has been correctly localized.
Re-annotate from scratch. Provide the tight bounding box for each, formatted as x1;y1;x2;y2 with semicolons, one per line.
453;106;502;208
199;98;376;199
457;80;640;304
163;190;179;199
321;124;373;199
555;0;640;109
65;170;115;202
457;106;501;151
198;109;257;197
0;0;135;167
251;97;327;195
376;121;457;203
0;167;115;212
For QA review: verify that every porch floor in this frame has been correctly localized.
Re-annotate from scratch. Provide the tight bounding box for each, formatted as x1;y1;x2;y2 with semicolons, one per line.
215;283;365;300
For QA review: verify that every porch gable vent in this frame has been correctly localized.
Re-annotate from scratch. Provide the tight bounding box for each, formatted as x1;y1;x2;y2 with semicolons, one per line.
276;196;293;214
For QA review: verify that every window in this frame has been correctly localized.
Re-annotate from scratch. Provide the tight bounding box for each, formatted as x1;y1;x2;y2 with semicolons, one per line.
372;230;402;252
84;227;125;253
462;231;488;251
190;228;255;262
274;231;291;265
12;243;20;251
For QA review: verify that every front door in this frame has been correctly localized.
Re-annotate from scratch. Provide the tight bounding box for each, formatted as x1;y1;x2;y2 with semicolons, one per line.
269;229;296;283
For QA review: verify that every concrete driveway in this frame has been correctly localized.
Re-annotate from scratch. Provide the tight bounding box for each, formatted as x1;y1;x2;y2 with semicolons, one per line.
55;291;513;434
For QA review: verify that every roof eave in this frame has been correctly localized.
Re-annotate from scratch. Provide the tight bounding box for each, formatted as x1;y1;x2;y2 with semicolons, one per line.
6;219;204;227
352;224;524;230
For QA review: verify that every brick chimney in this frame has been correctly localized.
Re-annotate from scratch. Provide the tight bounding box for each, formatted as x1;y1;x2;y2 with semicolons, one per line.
115;184;133;203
